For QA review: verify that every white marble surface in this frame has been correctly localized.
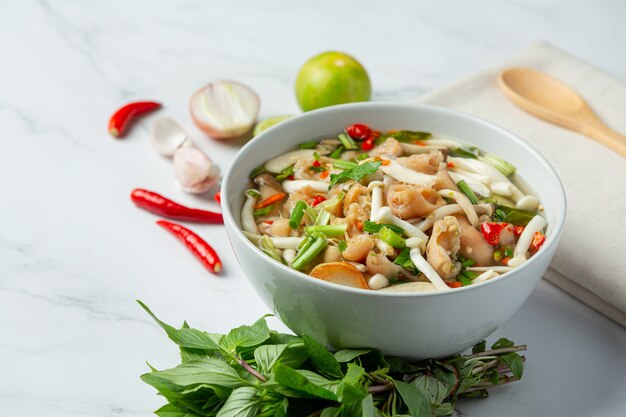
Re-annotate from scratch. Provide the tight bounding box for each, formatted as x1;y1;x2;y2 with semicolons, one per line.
1;1;625;416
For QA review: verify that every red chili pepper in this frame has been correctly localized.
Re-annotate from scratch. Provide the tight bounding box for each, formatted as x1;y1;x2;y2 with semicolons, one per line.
109;101;161;138
447;162;455;168
346;123;371;140
312;160;321;167
447;281;463;288
131;188;223;223
156;220;222;274
214;191;221;204
254;192;287;209
361;137;375;151
480;222;509;246
319;171;329;179
311;195;327;207
287;175;295;180
512;225;525;237
530;232;546;252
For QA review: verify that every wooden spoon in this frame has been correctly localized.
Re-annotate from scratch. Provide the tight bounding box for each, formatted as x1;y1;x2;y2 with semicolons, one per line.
499;67;626;157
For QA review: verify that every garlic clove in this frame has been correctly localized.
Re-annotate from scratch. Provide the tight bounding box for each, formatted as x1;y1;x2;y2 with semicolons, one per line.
190;80;260;140
173;145;221;194
151;117;190;157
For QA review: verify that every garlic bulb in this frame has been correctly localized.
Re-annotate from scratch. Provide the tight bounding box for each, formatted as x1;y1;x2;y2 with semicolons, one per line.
173;144;220;194
151;117;190;157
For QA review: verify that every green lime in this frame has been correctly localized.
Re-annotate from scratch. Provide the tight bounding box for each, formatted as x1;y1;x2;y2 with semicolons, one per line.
295;51;371;112
253;114;293;137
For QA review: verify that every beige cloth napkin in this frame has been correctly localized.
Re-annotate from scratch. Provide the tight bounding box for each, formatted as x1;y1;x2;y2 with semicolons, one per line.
415;42;626;327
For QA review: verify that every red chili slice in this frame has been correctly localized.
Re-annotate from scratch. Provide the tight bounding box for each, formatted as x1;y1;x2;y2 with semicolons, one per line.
530;232;546;252
480;222;508;246
346;123;371;140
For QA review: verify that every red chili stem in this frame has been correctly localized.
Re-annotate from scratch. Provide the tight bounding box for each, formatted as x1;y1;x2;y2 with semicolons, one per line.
131;188;223;224
156;220;222;274
109;101;161;138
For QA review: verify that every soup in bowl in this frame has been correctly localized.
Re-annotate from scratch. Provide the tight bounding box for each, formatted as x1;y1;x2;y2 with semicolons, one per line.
222;103;566;359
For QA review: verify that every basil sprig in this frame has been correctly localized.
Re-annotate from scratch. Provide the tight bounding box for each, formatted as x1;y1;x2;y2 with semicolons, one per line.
139;302;526;417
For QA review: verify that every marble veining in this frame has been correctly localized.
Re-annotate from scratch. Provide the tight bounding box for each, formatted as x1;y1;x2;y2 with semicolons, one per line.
1;0;625;416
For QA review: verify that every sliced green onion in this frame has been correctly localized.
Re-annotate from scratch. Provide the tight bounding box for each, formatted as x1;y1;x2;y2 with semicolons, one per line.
260;236;282;263
289;201;307;229
275;165;294;181
338;132;358;150
462;258;475;268
459;270;479;286
292;237;328;270
304;224;347;238
458;275;473;286
314;208;331;226
393;248;419;275
249;165;266;179
304;205;318;222
356;153;369;161
299;141;318;149
329;145;344;159
297;235;315;251
338;240;348;252
313;151;321;161
504;248;514;258
332;159;359;170
478;153;516;176
318;192;345;211
379;227;406;249
456;180;479;204
363;221;404;235
245;189;261;198
254;204;274;217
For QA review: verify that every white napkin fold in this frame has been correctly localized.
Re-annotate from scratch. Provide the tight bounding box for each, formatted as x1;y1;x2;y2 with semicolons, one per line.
415;41;626;327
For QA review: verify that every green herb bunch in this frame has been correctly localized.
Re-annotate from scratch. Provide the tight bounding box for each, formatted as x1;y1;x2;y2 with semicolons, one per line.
139;302;526;417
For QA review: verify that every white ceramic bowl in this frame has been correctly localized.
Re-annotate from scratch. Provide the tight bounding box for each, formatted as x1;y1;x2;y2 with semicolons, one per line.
222;103;566;359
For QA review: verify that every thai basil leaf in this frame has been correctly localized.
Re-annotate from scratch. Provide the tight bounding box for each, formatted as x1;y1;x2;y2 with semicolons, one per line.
394;380;431;417
302;335;344;379
220;317;271;353
472;340;486;354
253;343;307;374
329;161;381;188
273;363;338;401
450;145;479;159
138;301;222;351
275;165;294;181
491;337;515;349
334;349;372;363
215;387;260;417
154;403;199;417
141;358;248;390
498;352;524;380
393;248;419;275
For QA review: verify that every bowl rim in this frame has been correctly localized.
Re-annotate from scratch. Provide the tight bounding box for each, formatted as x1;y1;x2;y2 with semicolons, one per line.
222;102;567;298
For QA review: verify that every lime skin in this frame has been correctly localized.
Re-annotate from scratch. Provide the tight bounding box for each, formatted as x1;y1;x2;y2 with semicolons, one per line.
295;51;371;112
